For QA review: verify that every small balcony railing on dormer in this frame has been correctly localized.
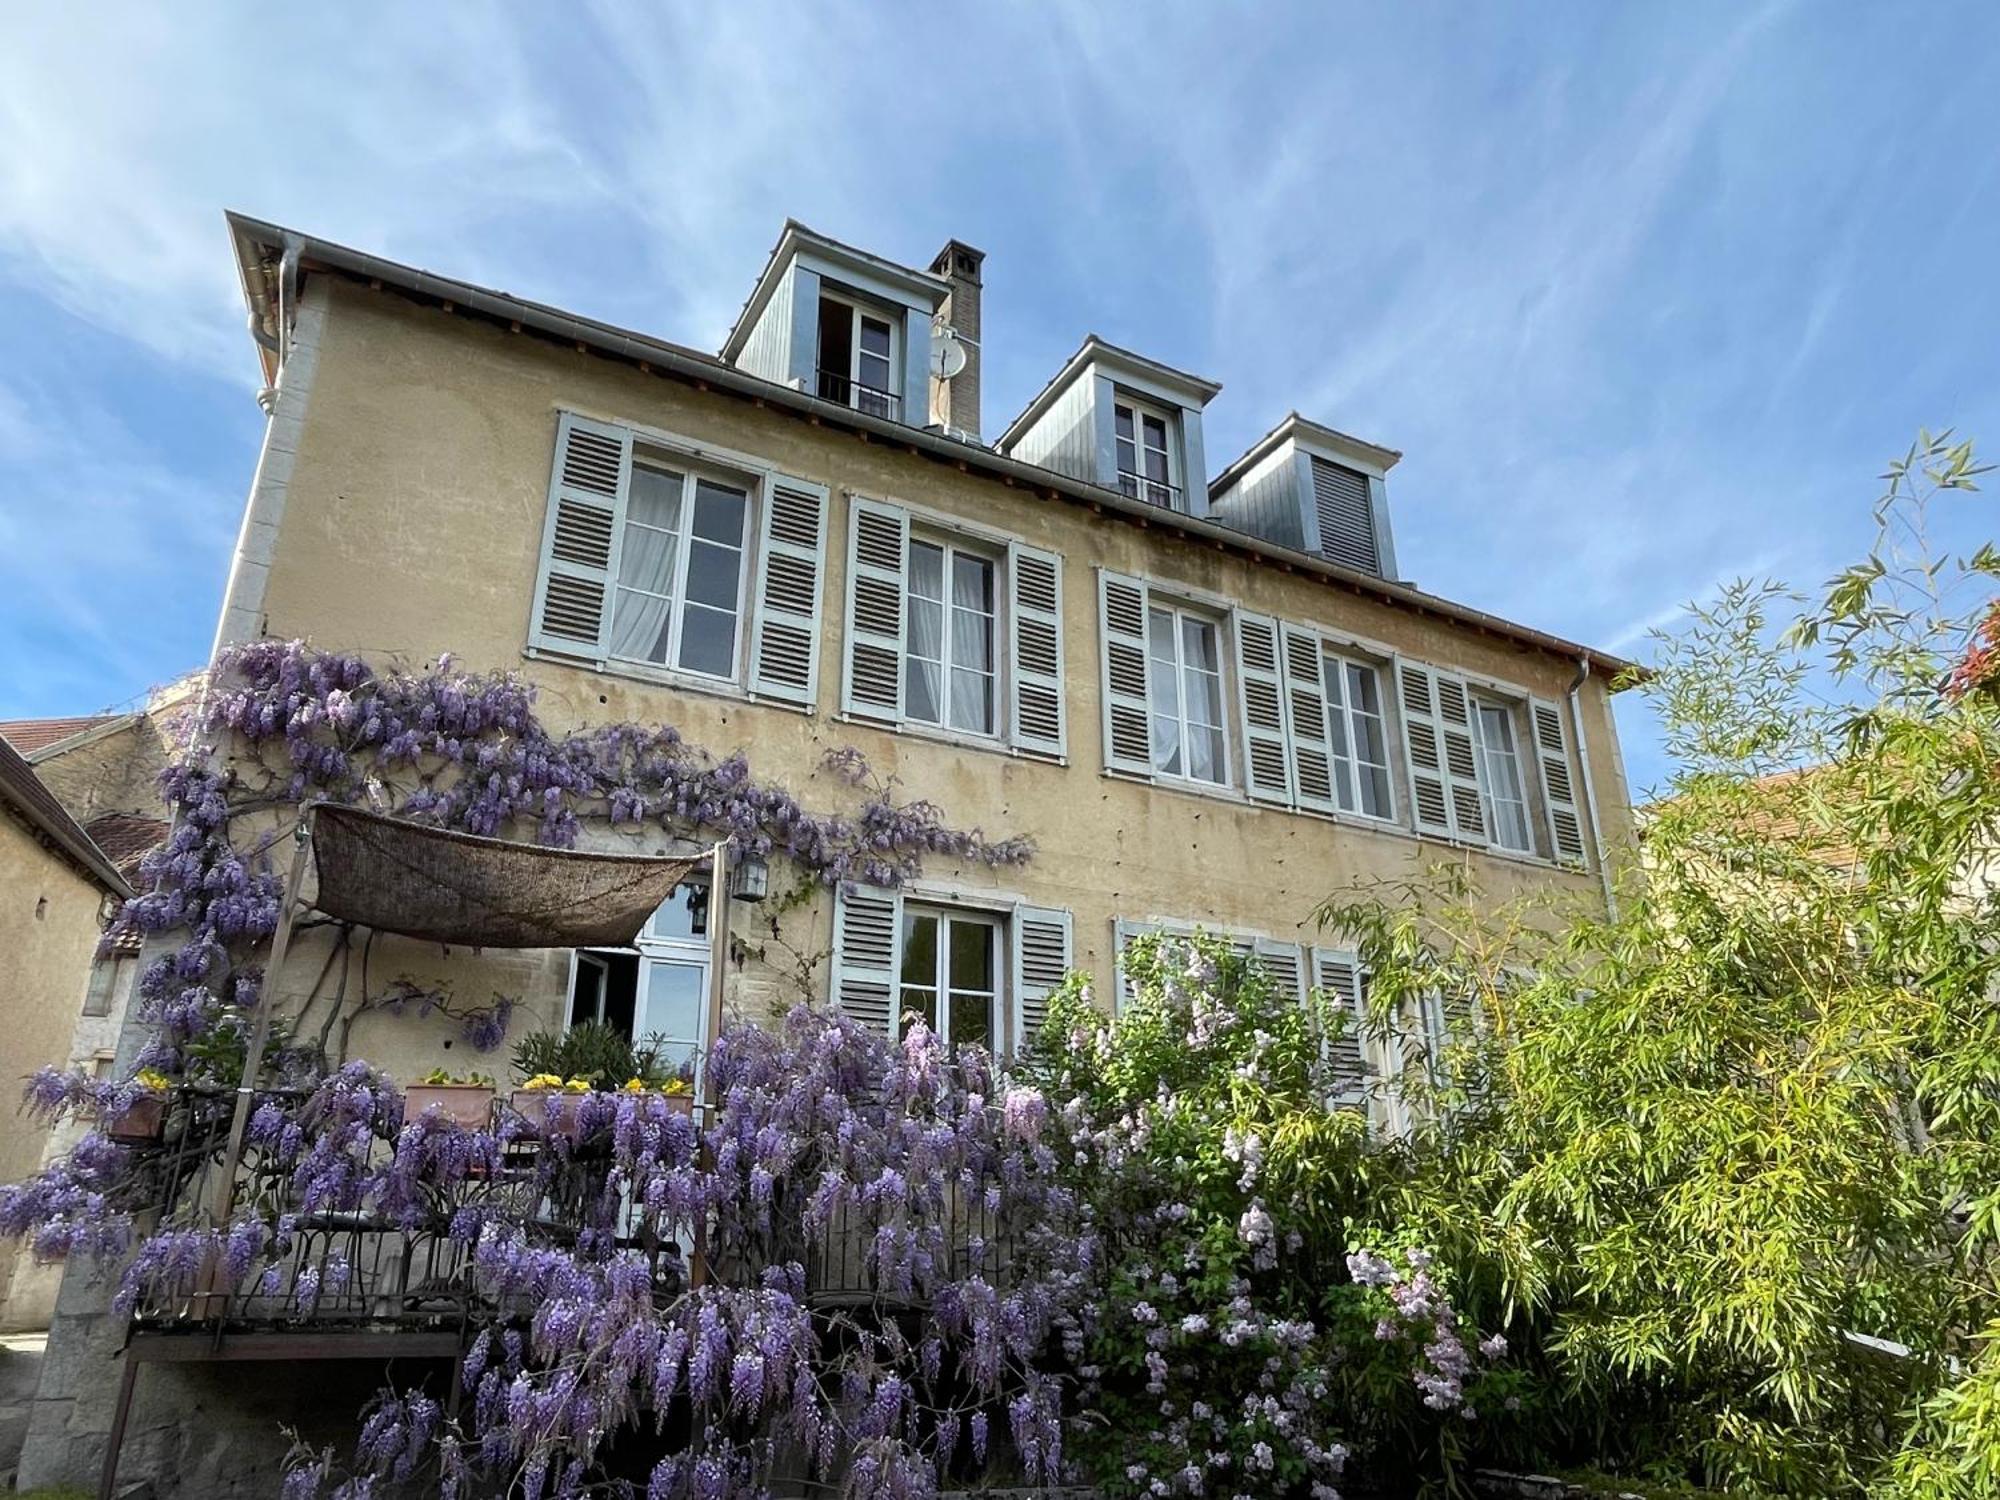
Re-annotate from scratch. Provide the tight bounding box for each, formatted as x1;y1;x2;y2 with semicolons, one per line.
1117;470;1181;510
815;368;901;421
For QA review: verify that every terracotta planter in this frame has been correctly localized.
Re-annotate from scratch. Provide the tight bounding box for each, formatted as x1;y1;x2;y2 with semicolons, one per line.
104;1092;165;1143
402;1083;495;1130
657;1090;695;1118
510;1089;586;1138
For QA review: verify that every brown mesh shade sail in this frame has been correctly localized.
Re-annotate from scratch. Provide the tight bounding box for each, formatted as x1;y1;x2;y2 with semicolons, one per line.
308;802;703;948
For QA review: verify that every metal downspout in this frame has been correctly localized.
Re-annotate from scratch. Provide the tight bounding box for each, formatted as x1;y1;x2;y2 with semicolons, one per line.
1567;653;1617;920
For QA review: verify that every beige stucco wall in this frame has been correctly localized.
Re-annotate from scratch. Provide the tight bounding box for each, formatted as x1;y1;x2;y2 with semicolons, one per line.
229;277;1634;1081
0;814;104;1330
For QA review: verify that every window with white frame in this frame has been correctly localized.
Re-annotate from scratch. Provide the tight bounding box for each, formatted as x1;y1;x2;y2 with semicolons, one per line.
608;460;752;680
816;293;898;419
1148;604;1228;785
1470;697;1533;852
1323;651;1395;820
905;535;998;736
569;879;711;1078
1114;398;1177;508
898;905;1002;1050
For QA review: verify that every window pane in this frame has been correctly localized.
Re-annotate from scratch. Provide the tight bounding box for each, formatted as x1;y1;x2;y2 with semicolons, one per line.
906;656;943;725
638;961;704;1043
899;987;939;1036
859;316;893;359
1187;721;1225;784
947;920;993;991
1151;715;1183;776
1346;662;1380;717
1115;406;1135;442
691;481;747;545
647;882;707;941
947;993;993;1051
628;466;684;531
676;603;736;677
951;604;991;672
900;913;938;987
1358;763;1392;819
950;667;994;735
952;552;993;615
611;589;673;663
909;540;945;601
1180;617;1217;674
1148;607;1177;659
1186;666;1223;730
685;540;743;610
1142;414;1168;447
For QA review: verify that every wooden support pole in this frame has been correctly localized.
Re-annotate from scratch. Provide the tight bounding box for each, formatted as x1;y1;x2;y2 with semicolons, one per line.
209;810;315;1228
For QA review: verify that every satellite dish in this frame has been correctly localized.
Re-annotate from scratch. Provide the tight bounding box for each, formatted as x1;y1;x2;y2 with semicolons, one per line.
930;326;968;381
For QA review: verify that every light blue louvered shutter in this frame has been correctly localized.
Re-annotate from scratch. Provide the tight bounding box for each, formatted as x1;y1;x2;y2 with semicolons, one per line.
529;413;632;660
1310;456;1381;576
1011;903;1073;1051
1397;661;1458;839
830;883;902;1035
1530;697;1588;864
1007;542;1066;759
749;474;829;706
842;497;909;720
1233;612;1293;804
1097;571;1153;774
1252;938;1305;1004
1311;947;1370;1111
1280;623;1337;814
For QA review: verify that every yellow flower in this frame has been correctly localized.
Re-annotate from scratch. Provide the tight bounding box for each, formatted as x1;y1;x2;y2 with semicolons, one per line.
562;1076;592;1093
522;1073;565;1092
662;1078;692;1095
133;1068;173;1092
622;1077;648;1093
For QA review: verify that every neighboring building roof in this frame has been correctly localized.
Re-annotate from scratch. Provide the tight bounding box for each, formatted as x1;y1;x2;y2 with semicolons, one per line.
1209;411;1404;498
995;334;1224;453
224;213;1642;680
0;713;132;758
719;219;950;366
84;813;168;883
0;735;132;897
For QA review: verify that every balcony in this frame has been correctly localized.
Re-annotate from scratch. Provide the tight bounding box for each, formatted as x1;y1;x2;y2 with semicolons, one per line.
814;367;901;421
1117;469;1181;510
115;1086;1016;1337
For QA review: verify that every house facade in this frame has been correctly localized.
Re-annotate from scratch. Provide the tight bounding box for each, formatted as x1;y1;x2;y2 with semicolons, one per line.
204;213;1635;1089
0;736;131;1333
15;214;1637;1491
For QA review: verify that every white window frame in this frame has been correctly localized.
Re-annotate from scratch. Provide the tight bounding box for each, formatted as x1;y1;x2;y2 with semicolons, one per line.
904;531;1002;740
817;291;900;418
569;878;713;1086
1114;395;1179;508
1469;695;1534;854
608;455;755;684
1147;600;1231;789
1323;649;1397;823
898;902;1005;1051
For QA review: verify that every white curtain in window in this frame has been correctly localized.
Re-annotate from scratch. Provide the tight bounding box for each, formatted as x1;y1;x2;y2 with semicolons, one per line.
611;521;678;661
906;544;945;719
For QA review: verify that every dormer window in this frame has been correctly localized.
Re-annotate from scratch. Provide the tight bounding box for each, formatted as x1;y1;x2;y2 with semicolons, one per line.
997;336;1219;519
1114;398;1178;509
816;293;899;420
1207;414;1401;581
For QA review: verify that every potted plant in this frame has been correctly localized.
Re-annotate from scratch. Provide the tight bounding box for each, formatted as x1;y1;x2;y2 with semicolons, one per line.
103;1068;173;1143
509;1072;594;1137
401;1068;497;1129
509;1024;693;1134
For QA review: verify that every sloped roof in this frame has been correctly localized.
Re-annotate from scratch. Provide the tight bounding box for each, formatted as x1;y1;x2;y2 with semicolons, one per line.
0;714;129;757
0;736;131;897
84;812;169;882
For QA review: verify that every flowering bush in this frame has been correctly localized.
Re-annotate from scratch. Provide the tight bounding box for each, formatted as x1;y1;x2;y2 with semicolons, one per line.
1026;932;1511;1497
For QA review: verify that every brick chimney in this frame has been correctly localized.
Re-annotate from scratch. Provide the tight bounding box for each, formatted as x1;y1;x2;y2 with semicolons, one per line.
927;239;984;440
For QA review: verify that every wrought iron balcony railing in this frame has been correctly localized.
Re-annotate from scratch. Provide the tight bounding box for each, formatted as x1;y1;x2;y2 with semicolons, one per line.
1117;470;1182;510
814;367;901;420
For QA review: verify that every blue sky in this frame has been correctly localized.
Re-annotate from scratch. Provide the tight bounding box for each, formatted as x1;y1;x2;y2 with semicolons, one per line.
2;3;1996;796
